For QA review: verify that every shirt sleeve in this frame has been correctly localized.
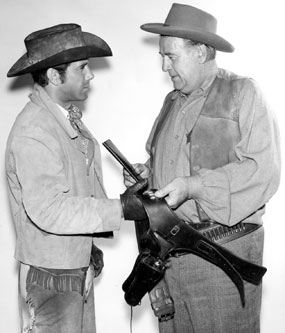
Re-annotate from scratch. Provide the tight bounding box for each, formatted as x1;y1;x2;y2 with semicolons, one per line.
195;79;281;225
9;126;122;235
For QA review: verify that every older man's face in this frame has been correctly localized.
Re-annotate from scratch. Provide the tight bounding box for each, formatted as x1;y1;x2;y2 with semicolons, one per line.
159;36;201;94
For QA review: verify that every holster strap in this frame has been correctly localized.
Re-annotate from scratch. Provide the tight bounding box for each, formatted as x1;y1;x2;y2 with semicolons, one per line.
140;195;267;306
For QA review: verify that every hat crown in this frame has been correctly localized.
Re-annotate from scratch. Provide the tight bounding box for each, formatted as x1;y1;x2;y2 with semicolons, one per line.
140;3;234;53
165;3;217;34
25;24;85;63
7;23;112;77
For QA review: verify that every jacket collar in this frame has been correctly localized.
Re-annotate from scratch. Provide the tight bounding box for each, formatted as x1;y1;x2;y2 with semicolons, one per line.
29;84;78;139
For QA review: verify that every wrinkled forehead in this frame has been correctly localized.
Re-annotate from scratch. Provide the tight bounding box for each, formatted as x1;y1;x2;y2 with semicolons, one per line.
159;36;186;54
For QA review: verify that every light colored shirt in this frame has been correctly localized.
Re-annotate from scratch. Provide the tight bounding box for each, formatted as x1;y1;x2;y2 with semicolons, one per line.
146;68;281;226
57;103;69;117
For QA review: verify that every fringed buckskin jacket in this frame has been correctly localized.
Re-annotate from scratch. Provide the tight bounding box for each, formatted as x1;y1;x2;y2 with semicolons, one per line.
5;84;122;269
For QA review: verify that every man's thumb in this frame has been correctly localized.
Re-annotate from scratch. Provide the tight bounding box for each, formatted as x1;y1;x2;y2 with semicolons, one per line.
154;187;168;198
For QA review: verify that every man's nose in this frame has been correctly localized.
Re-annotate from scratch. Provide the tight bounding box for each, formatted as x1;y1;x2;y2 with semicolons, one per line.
86;66;94;80
162;58;171;72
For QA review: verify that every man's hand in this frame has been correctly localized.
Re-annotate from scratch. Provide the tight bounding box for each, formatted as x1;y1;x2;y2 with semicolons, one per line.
120;179;148;220
154;176;202;208
123;163;151;187
85;244;104;298
90;244;104;278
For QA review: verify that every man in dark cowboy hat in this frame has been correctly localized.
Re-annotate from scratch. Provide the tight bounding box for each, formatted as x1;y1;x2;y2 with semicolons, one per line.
124;3;281;332
5;23;147;333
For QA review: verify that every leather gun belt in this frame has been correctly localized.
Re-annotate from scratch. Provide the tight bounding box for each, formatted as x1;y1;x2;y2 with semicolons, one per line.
140;194;267;306
187;221;260;245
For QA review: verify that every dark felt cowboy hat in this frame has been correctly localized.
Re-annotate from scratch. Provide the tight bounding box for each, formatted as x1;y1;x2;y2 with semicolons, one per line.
7;23;112;77
140;3;234;53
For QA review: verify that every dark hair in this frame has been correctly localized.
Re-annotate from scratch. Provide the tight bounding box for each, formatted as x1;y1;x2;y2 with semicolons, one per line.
184;39;216;61
31;63;70;87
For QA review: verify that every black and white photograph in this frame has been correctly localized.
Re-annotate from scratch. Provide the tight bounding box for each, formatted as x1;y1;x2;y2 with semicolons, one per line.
0;1;284;332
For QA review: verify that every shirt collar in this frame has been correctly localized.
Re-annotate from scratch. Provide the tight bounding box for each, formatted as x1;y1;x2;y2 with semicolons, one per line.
57;104;69;118
171;66;218;101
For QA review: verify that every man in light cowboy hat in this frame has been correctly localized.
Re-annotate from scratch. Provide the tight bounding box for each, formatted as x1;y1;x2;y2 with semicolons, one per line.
124;3;281;332
5;23;148;332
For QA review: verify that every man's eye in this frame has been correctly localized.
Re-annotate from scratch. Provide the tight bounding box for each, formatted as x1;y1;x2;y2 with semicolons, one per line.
80;64;88;70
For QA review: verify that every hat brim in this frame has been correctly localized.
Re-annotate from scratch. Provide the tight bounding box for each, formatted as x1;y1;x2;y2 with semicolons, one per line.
7;32;112;77
141;23;234;53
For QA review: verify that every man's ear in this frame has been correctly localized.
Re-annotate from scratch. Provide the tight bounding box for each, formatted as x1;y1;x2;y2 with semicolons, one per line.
197;44;208;64
46;68;61;85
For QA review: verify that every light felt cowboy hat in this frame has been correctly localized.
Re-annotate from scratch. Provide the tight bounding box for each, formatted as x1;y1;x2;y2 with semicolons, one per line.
7;23;112;77
140;3;234;53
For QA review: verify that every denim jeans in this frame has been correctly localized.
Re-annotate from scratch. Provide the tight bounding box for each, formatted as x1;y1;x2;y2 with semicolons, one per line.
19;265;96;333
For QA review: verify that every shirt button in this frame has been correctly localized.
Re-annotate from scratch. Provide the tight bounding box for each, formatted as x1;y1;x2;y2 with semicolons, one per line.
170;160;174;165
174;135;179;139
193;165;200;171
